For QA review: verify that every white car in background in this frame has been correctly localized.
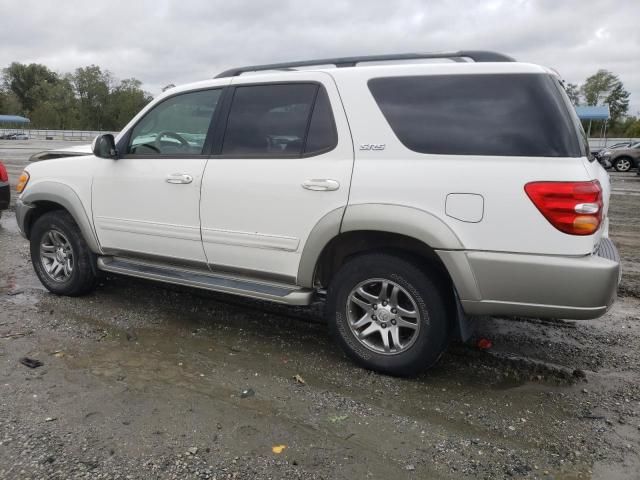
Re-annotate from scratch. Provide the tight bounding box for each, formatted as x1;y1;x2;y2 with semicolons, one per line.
0;132;30;140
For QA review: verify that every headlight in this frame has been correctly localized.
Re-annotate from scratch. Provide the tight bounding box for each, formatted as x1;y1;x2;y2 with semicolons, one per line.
16;171;30;193
601;150;611;157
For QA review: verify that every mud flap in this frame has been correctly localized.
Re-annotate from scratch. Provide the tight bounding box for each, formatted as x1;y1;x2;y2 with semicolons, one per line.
453;290;475;343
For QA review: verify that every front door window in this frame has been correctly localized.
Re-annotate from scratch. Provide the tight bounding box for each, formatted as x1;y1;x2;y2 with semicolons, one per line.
128;89;221;156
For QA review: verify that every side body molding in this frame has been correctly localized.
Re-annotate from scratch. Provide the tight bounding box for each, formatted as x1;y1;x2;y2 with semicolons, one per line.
19;181;102;254
297;203;464;288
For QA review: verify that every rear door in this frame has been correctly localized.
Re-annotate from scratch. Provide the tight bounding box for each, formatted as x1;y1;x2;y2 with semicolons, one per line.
199;73;353;283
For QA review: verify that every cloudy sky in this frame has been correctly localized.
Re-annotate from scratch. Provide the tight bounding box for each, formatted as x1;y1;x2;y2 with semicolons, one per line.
1;0;639;113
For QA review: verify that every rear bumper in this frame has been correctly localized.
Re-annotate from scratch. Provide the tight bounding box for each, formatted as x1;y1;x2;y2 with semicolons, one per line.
438;238;620;320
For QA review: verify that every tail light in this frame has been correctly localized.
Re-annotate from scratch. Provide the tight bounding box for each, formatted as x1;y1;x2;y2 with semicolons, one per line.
0;162;7;183
524;180;603;236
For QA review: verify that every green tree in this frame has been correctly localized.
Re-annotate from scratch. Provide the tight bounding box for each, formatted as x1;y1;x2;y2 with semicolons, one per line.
0;88;22;115
581;70;630;122
2;62;58;114
104;78;152;130
623;118;640;138
72;65;112;130
1;61;152;130
564;82;581;106
30;77;78;129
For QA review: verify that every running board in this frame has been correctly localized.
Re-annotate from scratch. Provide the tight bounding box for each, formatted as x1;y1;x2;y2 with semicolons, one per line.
97;257;314;305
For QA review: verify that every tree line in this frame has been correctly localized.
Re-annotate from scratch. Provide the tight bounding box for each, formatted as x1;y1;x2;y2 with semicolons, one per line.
564;69;639;137
0;62;153;130
1;62;638;137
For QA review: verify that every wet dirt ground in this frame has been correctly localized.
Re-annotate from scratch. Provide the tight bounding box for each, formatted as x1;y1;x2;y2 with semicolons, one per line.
1;141;640;479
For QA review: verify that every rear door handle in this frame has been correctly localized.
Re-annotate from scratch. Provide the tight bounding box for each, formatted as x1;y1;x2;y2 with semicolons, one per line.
166;173;193;184
302;179;340;191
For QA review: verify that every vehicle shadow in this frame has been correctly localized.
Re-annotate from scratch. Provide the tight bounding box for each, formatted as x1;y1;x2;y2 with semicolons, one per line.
77;273;602;391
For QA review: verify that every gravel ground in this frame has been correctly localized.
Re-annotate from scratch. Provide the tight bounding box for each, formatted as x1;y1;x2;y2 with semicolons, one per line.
1;141;640;479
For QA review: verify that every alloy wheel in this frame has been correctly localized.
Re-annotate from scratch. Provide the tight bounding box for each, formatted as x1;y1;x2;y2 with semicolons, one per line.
40;229;74;282
346;278;421;355
616;158;631;172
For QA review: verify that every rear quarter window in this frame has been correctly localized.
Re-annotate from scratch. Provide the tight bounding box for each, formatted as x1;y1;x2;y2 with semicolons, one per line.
368;73;581;157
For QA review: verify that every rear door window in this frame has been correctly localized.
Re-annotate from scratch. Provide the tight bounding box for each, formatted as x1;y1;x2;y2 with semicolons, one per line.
368;74;581;157
221;83;337;157
304;87;338;155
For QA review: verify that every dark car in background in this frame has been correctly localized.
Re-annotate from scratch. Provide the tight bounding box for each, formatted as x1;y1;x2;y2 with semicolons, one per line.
0;161;9;218
599;142;640;172
594;141;635;168
605;141;635;150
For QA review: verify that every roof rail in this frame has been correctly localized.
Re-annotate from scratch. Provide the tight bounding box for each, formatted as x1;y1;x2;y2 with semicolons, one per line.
215;51;515;78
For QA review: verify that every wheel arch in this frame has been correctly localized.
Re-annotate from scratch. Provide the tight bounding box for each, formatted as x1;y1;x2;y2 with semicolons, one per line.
20;181;102;253
297;204;473;341
297;203;464;288
313;230;472;342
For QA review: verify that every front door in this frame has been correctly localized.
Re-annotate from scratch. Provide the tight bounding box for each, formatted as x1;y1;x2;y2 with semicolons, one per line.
92;87;224;264
200;74;354;282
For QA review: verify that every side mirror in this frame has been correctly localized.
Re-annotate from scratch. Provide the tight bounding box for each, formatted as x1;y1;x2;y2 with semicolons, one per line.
92;134;118;159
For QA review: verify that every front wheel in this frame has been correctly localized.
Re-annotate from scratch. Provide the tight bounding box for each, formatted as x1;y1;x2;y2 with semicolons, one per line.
30;210;98;296
326;253;450;376
613;157;632;172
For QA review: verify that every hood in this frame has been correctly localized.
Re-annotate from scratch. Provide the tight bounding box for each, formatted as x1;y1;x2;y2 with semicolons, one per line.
29;144;93;162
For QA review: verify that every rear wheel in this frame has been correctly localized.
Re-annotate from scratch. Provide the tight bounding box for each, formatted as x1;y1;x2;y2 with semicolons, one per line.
613;157;632;172
30;210;98;296
326;253;450;376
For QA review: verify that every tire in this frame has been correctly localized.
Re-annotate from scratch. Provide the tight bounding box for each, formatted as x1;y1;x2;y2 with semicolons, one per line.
326;253;450;376
30;210;98;296
613;157;633;172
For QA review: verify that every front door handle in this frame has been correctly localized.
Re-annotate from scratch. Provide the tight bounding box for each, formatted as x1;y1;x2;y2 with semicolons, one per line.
166;173;193;184
302;179;340;191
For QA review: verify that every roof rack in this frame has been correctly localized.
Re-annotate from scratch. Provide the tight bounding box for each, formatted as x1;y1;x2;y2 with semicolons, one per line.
215;51;515;78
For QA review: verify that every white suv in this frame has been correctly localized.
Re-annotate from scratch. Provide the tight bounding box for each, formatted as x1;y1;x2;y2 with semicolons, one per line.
15;51;620;376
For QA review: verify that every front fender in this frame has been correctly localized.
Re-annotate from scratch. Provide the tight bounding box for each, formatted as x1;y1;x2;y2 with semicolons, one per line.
19;181;102;254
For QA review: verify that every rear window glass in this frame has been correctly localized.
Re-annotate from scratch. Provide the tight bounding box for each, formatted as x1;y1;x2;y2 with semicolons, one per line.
368;74;581;157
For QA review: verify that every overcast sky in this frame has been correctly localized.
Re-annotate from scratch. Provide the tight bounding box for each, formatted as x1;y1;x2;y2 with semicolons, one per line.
1;0;639;114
